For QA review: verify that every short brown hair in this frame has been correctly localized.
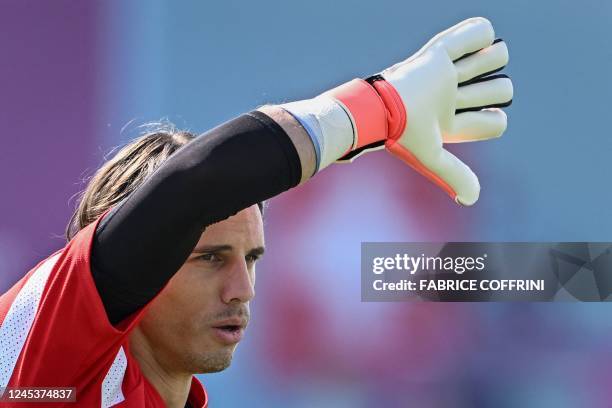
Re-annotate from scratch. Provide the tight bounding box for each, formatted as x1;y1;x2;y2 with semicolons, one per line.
66;123;264;241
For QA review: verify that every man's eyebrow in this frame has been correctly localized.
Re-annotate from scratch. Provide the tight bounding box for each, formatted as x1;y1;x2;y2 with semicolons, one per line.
191;244;265;256
192;244;233;254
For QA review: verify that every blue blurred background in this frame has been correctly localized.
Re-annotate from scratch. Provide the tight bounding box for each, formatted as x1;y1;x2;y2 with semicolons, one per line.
1;0;612;407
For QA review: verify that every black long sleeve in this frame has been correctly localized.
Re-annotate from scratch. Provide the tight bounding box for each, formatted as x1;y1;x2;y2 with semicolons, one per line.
90;111;302;325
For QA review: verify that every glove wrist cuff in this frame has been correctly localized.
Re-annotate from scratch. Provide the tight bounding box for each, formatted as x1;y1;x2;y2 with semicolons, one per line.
325;79;388;150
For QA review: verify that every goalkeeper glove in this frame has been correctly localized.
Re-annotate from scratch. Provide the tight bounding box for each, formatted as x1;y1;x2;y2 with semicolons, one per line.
281;17;513;206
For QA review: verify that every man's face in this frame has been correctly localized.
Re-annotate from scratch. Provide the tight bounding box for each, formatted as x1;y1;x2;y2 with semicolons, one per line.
133;204;264;374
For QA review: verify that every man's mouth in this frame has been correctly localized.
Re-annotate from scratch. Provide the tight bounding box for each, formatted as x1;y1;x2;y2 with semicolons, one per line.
217;324;241;333
211;319;247;345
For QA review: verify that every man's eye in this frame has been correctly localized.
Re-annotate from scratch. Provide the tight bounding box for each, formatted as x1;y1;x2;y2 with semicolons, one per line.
198;253;222;263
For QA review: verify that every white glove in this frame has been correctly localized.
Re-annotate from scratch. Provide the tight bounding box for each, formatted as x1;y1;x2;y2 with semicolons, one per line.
282;17;513;206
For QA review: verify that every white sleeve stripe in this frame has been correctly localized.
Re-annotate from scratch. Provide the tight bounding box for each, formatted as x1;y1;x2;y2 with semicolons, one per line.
101;346;127;407
0;253;60;389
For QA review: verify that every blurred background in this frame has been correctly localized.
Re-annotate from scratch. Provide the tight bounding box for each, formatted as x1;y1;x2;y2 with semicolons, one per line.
1;0;612;407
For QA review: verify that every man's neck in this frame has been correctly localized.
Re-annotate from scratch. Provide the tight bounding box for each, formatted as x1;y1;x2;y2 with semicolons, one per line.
129;327;192;408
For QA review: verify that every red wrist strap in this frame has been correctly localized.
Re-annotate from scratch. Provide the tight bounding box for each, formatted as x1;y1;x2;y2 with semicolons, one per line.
371;79;407;142
326;78;407;152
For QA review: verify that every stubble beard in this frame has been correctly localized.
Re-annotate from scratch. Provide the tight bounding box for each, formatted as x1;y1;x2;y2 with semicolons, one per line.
190;343;237;373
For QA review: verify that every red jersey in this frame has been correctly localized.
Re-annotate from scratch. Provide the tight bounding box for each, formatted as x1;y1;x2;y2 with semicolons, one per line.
0;214;208;407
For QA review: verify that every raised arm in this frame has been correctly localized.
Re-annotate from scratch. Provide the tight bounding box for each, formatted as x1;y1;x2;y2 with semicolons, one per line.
91;17;512;325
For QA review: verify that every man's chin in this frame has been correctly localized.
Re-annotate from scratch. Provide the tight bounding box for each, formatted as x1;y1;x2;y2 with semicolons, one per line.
196;347;235;373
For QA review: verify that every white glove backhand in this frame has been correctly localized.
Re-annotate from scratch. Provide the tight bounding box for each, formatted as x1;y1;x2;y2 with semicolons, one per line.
381;17;512;205
281;17;512;206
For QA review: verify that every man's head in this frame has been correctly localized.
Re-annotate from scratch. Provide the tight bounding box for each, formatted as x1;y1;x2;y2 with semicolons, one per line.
68;123;265;373
132;204;264;373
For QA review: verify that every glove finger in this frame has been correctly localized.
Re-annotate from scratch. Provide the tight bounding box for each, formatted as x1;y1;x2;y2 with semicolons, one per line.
436;17;495;62
444;108;507;143
456;75;513;112
386;140;480;205
433;148;481;206
455;39;509;84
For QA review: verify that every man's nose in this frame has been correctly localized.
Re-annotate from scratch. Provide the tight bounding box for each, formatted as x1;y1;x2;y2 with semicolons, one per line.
221;259;255;304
